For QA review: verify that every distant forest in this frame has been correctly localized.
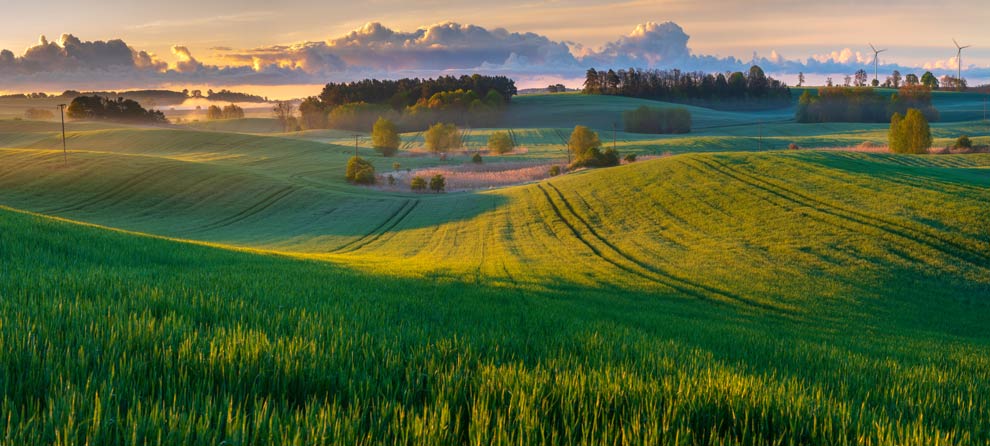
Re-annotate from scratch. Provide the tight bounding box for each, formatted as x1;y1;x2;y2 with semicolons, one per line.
299;74;518;131
318;75;517;109
796;86;939;123
1;89;268;107
66;95;168;124
583;66;791;110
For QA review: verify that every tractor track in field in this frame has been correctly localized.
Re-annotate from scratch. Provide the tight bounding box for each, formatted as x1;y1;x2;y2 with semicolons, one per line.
42;164;184;214
537;183;780;312
332;199;420;253
692;157;990;269
187;186;299;234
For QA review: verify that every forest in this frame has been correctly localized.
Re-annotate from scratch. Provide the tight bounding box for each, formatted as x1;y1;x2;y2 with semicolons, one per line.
583;65;791;109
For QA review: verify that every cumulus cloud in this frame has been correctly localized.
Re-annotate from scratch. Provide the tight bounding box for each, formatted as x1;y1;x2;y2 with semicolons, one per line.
0;23;987;92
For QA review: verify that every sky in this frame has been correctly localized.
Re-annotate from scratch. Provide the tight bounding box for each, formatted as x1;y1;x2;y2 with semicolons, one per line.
0;0;988;96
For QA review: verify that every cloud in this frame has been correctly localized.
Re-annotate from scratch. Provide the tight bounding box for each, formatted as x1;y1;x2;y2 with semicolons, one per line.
0;22;987;93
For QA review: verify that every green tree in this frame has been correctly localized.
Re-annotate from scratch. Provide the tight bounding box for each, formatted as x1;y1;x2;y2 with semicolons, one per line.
905;73;919;86
954;135;972;150
889;109;931;154
487;131;514;154
345;156;376;184
372;117;400;157
410;176;427;191
921;71;939;90
429;174;446;193
298;97;327;130
568;125;601;161
424;123;461;153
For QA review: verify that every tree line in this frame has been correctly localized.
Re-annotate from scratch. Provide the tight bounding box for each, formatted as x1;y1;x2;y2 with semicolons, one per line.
796;85;939;123
583;65;791;109
66;95;167;123
318;75;517;109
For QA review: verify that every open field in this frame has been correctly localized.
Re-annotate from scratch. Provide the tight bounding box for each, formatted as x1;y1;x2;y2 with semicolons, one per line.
2;92;990;444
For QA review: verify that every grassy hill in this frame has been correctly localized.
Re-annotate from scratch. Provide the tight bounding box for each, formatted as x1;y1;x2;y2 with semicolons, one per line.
1;95;990;444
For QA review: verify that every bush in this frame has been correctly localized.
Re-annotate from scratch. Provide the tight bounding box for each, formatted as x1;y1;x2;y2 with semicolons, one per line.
372;116;400;157
788;143;800;150
889;109;932;154
410;176;427;191
624;153;637;163
622;106;691;134
392;162;401;170
548;165;561;176
954;135;973;150
387;174;396;186
425;123;462;152
345;156;376;184
472;153;483;164
487;131;515;154
429;174;446;193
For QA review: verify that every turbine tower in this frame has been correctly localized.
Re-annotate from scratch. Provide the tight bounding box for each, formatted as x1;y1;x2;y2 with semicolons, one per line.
869;43;887;85
953;39;971;85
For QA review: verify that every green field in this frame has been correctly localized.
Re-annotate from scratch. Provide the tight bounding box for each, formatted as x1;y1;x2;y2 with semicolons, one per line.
1;92;990;445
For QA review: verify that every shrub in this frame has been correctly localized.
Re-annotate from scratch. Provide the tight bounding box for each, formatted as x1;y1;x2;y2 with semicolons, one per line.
472;153;483;164
345;156;376;184
410;176;427;191
387;174;396;186
624;153;637;163
488;131;515;154
372;116;400;157
622;106;691;134
954;135;973;150
429;174;446;193
548;165;561;176
392;162;401;170
425;123;462;152
788;143;800;150
889;108;932;154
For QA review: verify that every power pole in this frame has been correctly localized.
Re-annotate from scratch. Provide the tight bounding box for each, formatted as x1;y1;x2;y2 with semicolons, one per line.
612;123;617;152
57;104;67;165
353;134;359;158
758;120;763;151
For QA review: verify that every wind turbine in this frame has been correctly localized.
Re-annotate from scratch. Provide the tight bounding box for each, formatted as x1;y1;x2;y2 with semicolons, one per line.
869;43;887;85
953;38;971;84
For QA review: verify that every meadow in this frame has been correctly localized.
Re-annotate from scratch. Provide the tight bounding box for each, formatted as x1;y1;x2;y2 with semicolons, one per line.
1;92;989;445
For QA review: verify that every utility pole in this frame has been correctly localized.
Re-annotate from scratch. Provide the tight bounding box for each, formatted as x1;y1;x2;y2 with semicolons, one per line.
758;120;763;151
612;122;617;152
57;104;67;165
353;134;359;158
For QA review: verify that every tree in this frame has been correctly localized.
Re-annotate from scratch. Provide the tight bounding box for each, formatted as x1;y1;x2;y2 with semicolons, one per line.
206;105;223;120
843;75;852;87
222;104;245;119
854;70;868;87
345;156;376;184
568;125;601;161
797;72;805;87
372;117;400;157
889;109;931;154
826;77;834;87
905;73;919;86
424;122;461;152
273;101;296;132
472;152;483;164
921;71;939;90
410;176;427;191
429;174;446;193
298;97;328;129
487;131;515;154
954;135;972;150
891;70;902;89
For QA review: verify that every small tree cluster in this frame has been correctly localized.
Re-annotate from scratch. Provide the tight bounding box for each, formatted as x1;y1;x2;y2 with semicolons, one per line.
429;174;446;193
410;176;427;191
889;109;932;154
206;104;245;120
487;131;515;154
65;95;167;123
372;117;400;157
568;126;619;168
623;106;691;134
546;84;567;93
345;156;376;184
796;86;939;123
425;123;462;153
273;101;297;132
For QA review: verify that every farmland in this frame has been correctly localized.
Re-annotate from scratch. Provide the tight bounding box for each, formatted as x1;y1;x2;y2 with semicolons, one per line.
1;92;990;445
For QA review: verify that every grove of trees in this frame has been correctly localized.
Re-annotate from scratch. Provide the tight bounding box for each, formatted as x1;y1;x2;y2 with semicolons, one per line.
345;156;376;184
583;65;790;109
889;108;932;154
487;131;515;154
623;106;691;134
206;104;245;120
65;95;167;123
796;85;939;123
568;125;618;168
